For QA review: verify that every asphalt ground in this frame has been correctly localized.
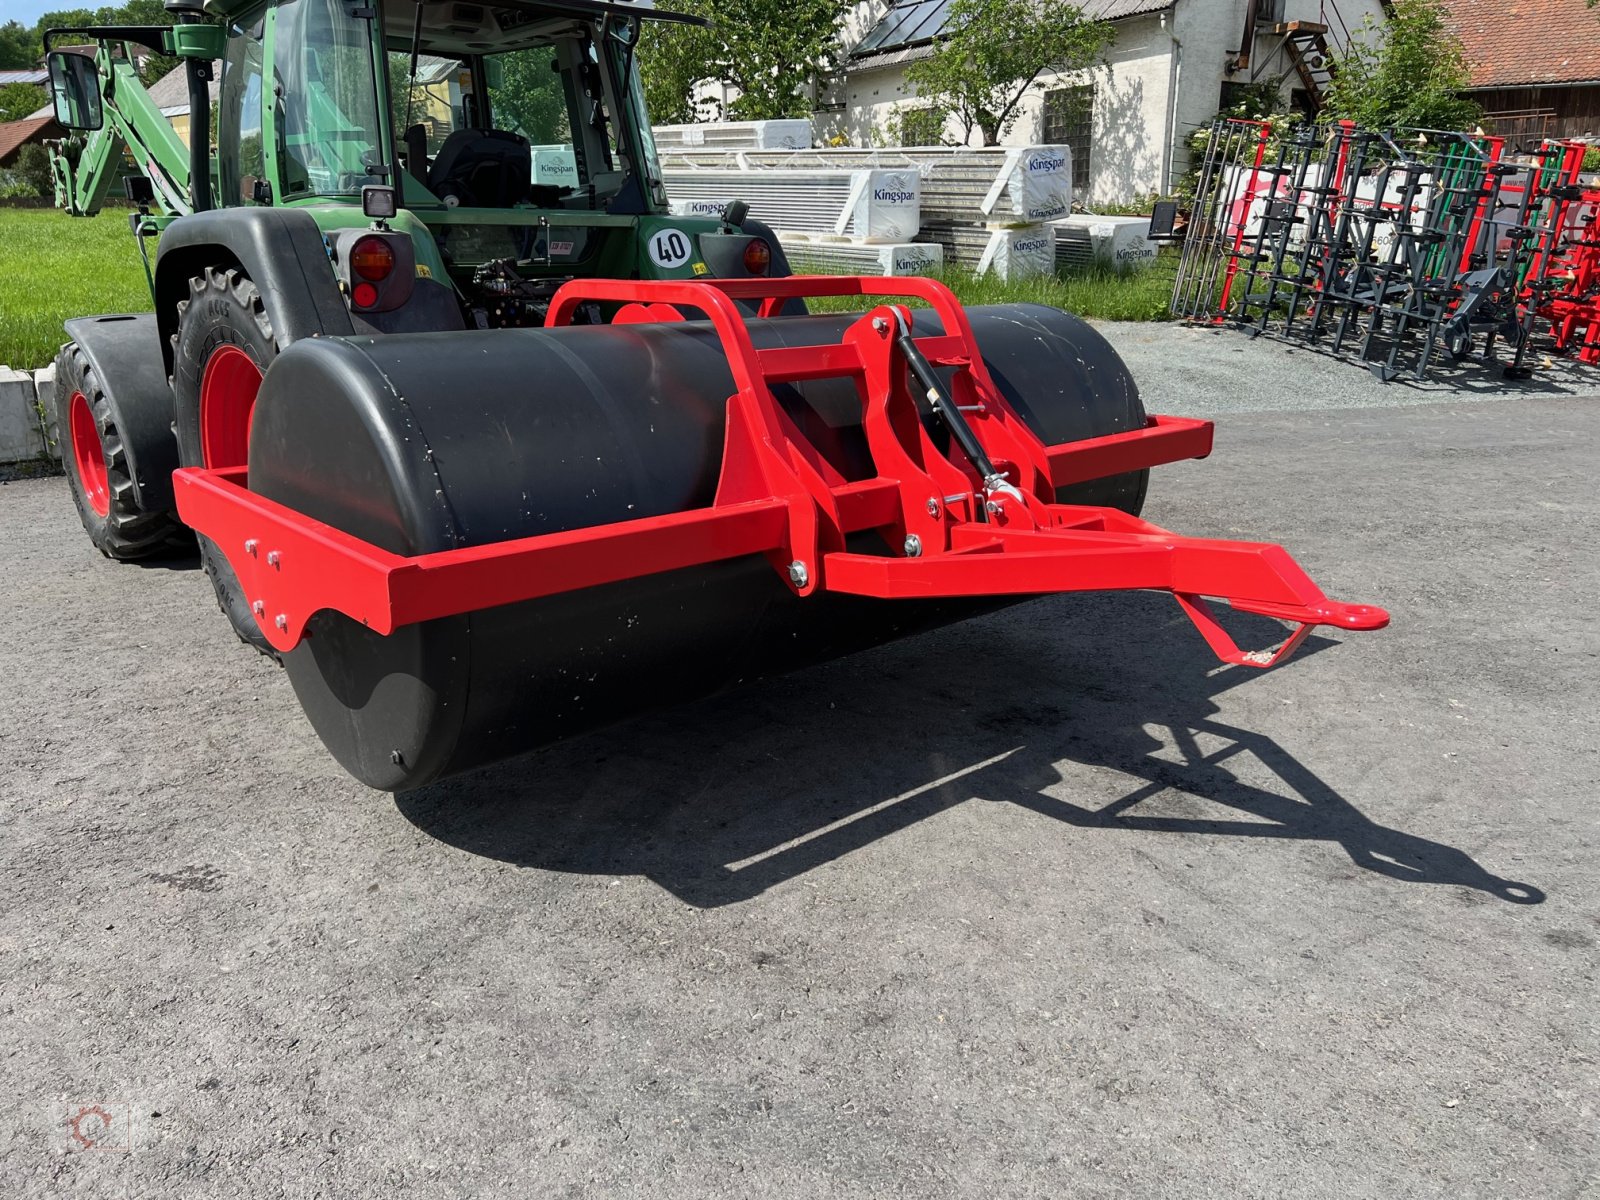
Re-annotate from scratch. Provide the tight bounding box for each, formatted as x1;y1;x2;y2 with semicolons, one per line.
2;332;1597;1198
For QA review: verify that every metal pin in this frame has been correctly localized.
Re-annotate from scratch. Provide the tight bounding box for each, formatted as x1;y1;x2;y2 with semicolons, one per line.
904;535;922;557
788;561;809;588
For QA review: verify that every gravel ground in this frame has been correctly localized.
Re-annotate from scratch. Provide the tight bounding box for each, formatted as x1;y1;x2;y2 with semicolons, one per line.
2;327;1597;1198
1097;320;1600;414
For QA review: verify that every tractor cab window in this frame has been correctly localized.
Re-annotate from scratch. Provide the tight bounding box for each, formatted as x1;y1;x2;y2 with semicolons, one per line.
487;47;579;197
384;32;659;214
390;44;582;209
273;0;388;198
218;12;266;205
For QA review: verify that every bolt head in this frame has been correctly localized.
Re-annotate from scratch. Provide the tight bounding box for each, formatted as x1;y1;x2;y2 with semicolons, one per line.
266;550;281;568
244;539;258;556
787;560;809;588
274;613;288;631
925;498;940;517
903;534;922;557
251;600;264;616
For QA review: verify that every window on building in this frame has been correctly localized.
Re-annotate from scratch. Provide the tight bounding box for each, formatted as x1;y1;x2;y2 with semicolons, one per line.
899;106;944;146
1041;85;1093;187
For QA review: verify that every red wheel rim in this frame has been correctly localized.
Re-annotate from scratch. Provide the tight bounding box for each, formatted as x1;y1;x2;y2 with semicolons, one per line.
68;390;110;517
199;344;264;469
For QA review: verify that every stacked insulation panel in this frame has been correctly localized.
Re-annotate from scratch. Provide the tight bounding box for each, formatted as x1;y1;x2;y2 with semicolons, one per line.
1053;215;1159;272
658;145;1075;280
663;167;922;243
652;119;813;151
779;240;944;277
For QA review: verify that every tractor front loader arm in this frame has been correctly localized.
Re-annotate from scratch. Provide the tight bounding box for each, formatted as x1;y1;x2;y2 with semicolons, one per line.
46;24;222;217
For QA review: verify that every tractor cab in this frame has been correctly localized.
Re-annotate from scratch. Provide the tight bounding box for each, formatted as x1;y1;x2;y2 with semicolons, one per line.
206;0;758;326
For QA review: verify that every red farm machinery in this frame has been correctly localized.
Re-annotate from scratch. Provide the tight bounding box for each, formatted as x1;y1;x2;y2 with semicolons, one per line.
42;0;1387;789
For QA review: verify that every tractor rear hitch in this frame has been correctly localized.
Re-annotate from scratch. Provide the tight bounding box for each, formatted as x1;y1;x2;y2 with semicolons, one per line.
174;276;1388;663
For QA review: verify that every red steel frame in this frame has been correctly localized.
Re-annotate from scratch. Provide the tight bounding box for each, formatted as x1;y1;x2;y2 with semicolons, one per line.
173;276;1388;665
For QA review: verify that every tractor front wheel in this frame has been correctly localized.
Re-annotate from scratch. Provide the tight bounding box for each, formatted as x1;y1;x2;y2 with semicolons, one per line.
53;344;187;559
171;267;277;656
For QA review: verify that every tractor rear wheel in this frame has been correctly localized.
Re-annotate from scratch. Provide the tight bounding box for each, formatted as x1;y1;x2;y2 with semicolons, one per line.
171;267;277;656
53;344;187;559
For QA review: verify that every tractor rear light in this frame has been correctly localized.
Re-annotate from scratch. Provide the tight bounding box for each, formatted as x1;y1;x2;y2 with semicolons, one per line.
351;281;380;309
350;236;396;282
743;238;772;275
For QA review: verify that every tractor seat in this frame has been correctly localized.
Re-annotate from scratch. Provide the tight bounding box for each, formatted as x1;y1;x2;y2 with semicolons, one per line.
428;129;532;208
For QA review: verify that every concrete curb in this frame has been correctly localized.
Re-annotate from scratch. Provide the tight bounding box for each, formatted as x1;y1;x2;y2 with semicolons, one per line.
0;364;61;467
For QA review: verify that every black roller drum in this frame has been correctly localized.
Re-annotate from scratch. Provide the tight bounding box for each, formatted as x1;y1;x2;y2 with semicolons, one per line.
245;304;1147;789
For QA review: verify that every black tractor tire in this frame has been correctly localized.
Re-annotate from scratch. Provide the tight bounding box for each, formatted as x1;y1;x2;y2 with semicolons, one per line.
171;267;279;656
53;343;188;560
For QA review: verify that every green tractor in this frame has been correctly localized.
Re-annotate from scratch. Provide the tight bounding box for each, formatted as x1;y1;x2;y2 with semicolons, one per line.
41;0;1385;790
46;0;776;618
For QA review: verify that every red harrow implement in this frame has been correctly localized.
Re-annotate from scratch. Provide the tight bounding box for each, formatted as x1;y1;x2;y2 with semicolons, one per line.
171;277;1386;788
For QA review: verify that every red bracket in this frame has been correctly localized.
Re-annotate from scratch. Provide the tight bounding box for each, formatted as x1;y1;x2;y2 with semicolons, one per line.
175;276;1388;666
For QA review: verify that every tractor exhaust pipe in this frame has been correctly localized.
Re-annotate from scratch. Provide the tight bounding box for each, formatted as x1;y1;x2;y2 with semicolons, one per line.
165;0;212;213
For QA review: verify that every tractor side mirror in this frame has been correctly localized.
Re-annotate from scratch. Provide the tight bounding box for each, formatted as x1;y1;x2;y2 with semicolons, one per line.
47;51;103;132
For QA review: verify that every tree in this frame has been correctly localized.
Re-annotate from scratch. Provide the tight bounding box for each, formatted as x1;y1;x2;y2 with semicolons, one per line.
0;20;37;69
638;17;715;125
15;143;55;197
903;0;1113;147
0;82;47;123
636;0;847;123
36;2;183;84
487;50;569;143
1320;0;1481;131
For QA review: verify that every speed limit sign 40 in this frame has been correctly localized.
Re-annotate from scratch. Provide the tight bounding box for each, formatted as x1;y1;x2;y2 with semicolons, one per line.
647;228;694;269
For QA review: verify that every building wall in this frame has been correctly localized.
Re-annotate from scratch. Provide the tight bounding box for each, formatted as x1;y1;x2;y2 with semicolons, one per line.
826;0;1387;205
1474;84;1600;140
830;11;1177;206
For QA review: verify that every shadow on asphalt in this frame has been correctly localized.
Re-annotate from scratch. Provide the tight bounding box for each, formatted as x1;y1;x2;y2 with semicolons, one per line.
395;592;1544;909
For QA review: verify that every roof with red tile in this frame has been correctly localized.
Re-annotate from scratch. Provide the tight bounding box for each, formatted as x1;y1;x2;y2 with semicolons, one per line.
1442;0;1600;88
0;116;62;166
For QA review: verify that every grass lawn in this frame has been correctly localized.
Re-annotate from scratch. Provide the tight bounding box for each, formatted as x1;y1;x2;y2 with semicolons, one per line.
800;260;1175;322
0;204;1173;369
0;207;152;370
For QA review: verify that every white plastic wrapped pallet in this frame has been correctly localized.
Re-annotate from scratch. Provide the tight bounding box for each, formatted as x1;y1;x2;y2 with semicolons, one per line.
778;237;944;277
976;225;1055;281
979;146;1073;224
528;144;578;188
1054;215;1158;270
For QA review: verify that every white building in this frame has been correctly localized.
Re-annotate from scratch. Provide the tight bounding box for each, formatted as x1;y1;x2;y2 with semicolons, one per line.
819;0;1387;206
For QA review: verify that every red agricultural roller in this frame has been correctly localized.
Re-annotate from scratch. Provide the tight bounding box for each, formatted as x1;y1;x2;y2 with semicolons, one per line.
42;0;1386;790
173;275;1387;787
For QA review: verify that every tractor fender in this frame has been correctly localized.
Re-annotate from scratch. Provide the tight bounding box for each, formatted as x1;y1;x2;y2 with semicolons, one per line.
62;313;181;514
153;207;356;376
